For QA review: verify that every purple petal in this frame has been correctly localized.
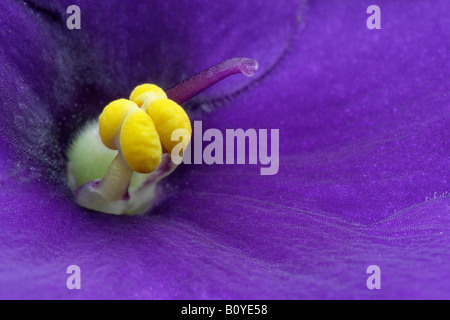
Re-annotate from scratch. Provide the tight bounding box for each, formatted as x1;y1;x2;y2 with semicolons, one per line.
0;0;449;299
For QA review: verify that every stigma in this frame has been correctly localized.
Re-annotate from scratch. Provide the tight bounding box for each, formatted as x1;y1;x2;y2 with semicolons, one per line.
67;57;258;215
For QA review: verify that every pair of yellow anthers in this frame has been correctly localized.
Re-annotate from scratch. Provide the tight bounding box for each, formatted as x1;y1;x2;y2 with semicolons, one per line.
99;84;192;174
72;57;258;214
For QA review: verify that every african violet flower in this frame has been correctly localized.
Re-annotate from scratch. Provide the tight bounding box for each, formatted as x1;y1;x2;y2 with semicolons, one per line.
68;60;258;215
0;0;449;299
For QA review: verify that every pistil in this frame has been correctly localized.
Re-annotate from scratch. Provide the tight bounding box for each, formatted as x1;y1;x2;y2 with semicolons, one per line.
166;57;258;104
68;57;258;215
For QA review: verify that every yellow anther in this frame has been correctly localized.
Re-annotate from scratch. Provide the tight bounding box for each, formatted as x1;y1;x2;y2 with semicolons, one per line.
120;108;162;173
97;84;190;176
146;98;192;153
99;99;139;150
129;84;167;109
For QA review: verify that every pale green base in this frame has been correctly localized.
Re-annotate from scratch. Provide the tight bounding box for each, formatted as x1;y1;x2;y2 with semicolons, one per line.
66;120;149;193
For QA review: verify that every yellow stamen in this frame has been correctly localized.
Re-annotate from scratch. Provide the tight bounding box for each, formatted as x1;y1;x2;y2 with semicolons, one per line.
129;83;167;109
146;98;192;153
99;99;139;150
96;153;134;201
70;56;258;215
85;84;191;214
120;108;162;173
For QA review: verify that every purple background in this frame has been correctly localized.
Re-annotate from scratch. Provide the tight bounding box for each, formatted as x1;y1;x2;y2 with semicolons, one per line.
0;0;449;299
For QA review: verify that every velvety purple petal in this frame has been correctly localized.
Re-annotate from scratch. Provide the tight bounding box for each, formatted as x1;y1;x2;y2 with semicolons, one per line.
0;0;449;300
27;0;302;99
204;0;450;224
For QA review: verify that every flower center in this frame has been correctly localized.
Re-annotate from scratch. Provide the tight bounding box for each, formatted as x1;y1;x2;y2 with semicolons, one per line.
67;57;258;215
